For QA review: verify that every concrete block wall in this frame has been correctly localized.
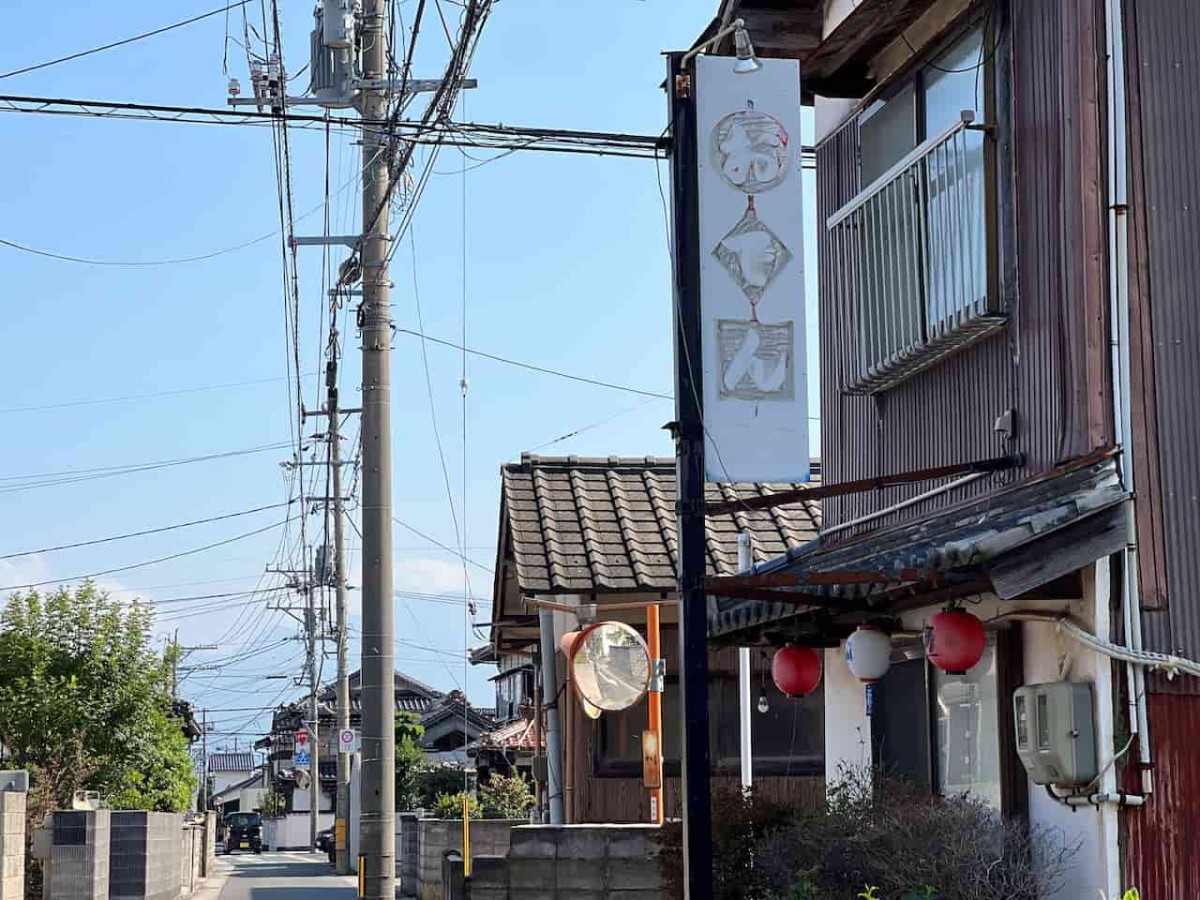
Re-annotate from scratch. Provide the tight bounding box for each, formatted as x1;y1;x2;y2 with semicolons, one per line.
46;811;111;900
0;791;25;900
177;829;195;898
108;812;182;900
417;820;521;900
467;825;662;900
397;814;419;897
201;816;215;878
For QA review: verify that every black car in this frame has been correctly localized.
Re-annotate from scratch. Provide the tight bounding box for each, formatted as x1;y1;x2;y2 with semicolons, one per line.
316;827;333;854
222;812;263;854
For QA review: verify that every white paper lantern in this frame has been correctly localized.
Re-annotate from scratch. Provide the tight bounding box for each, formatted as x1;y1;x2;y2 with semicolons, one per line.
845;625;892;683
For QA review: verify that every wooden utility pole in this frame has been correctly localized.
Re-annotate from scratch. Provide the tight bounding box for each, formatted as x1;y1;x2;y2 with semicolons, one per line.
358;0;397;893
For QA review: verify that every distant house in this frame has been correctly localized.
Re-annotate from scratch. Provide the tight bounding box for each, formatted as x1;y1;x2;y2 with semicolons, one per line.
207;751;256;801
484;454;824;824
210;770;266;817
257;669;493;812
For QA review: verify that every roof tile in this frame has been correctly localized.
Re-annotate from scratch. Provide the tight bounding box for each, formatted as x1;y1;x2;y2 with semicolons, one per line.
496;456;820;596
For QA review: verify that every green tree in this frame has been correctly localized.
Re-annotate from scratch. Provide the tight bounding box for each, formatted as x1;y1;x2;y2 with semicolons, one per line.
395;711;427;810
416;765;466;809
478;774;535;820
0;583;197;814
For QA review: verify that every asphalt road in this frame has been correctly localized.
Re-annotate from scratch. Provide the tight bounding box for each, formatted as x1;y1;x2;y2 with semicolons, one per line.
214;851;359;900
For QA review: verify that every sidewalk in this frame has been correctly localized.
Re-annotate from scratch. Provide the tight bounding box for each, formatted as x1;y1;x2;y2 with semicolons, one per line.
189;857;235;900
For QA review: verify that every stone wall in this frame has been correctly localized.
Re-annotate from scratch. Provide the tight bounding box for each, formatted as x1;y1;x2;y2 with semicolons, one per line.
0;791;25;900
468;825;661;900
417;820;522;900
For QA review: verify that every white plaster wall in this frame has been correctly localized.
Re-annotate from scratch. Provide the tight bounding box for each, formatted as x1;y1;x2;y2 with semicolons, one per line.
823;644;872;785
813;0;864;144
820;566;1121;897
264;812;334;850
210;771;251;797
814;97;858;145
824;0;858;35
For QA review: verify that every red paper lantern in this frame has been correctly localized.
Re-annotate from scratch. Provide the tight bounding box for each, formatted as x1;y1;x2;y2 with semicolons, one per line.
771;645;823;697
925;609;986;674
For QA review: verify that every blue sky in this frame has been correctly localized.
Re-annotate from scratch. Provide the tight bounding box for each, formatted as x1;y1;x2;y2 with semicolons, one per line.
0;0;817;748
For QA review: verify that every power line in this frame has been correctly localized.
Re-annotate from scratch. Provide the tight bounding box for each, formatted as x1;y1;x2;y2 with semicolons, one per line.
0;518;289;591
0;441;293;494
0;148;378;267
0;371;316;415
387;516;492;573
0;233;279;268
0;95;693;160
392;328;673;399
0;501;291;560
0;1;254;81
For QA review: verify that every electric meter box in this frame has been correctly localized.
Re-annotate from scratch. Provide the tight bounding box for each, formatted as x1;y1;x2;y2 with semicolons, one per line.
1013;681;1097;786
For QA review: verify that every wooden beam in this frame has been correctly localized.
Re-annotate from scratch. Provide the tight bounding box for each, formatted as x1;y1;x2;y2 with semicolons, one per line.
706;454;1023;515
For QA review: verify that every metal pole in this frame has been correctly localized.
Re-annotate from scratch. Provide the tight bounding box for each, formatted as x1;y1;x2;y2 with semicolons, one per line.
646;603;664;824
737;535;753;793
538;608;565;825
359;0;396;892
329;357;353;873
666;50;714;900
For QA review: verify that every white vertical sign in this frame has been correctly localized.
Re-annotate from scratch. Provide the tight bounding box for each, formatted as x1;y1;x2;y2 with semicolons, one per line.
695;56;809;483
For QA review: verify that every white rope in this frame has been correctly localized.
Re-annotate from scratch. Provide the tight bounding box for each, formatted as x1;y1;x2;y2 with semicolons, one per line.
995;612;1200;680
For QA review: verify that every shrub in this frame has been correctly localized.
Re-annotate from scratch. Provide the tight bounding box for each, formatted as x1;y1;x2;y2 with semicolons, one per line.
478;774;535;820
432;791;479;820
657;786;798;900
657;766;1079;900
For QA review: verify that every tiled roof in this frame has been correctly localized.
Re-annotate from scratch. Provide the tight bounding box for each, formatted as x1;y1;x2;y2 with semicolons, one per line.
499;454;821;594
208;752;255;773
478;717;540;751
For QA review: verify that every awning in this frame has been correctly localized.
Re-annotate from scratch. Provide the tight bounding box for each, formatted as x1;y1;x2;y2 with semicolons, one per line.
802;0;943;98
707;450;1128;643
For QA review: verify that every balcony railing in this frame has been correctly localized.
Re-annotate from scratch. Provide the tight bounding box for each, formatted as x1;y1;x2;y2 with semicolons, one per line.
826;118;1005;395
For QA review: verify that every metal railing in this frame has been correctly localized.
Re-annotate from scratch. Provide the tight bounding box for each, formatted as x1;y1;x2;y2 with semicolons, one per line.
827;118;1005;394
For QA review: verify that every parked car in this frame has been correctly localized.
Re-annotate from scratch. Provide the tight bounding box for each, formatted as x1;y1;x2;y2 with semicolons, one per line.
316;827;333;854
222;812;263;854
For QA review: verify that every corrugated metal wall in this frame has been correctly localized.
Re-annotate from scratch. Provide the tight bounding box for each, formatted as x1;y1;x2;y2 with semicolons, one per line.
1126;0;1200;666
1123;693;1200;897
815;0;1110;532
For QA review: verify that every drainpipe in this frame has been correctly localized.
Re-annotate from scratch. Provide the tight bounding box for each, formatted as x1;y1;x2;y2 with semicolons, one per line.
737;533;754;793
1105;0;1153;796
538;607;566;824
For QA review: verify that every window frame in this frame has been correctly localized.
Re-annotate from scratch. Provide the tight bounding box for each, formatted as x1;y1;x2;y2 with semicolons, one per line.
872;624;1027;820
832;11;1005;395
593;673;823;780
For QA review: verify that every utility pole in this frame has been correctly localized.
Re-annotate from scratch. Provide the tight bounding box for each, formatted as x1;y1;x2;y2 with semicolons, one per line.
358;0;397;893
307;576;321;853
200;709;209;812
327;353;353;874
171;630;179;699
666;50;714;900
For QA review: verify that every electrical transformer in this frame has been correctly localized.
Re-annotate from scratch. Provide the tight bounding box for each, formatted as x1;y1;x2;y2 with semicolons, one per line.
1013;681;1098;787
